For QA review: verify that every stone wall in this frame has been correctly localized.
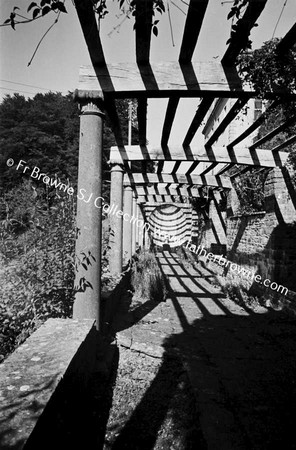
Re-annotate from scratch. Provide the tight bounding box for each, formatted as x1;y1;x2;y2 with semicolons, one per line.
200;168;296;298
226;167;296;295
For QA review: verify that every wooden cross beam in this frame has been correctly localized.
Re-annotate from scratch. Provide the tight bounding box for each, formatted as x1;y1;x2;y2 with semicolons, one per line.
74;0;105;66
135;0;153;64
78;62;254;98
124;173;232;189
110;144;289;167
183;97;215;146
277;23;296;54
137;98;147;145
204;98;249;147
227;100;280;148
249;115;296;150
221;0;268;66
179;0;209;63
137;195;190;203
140;202;191;209
135;185;201;197
161;98;180;146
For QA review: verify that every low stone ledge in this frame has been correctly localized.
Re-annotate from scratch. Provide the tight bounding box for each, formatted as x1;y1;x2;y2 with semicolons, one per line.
0;318;95;449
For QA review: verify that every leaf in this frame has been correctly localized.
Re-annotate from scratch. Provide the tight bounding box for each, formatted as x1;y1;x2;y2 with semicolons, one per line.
13;7;20;11
4;18;11;24
119;0;125;8
227;8;236;20
42;5;51;16
153;26;158;36
56;2;67;13
33;8;40;19
40;0;51;5
27;2;38;12
159;2;165;13
10;18;15;30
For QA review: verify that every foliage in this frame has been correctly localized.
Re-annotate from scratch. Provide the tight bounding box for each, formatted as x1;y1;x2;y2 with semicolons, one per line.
232;169;267;214
131;250;167;302
237;39;296;101
3;0;165;34
0;181;76;359
0;93;137;202
229;39;296;212
0;92;80;192
226;0;253;50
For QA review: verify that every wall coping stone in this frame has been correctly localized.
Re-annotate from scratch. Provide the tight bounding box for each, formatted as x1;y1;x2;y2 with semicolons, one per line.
0;318;94;449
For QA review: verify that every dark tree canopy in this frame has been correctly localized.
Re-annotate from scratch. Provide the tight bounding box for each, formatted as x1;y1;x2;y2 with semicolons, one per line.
0;93;136;196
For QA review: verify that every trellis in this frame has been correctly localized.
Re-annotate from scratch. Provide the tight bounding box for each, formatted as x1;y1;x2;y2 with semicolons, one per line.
72;0;296;327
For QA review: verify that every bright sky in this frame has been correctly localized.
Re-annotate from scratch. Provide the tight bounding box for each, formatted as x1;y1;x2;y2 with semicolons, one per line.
0;0;295;145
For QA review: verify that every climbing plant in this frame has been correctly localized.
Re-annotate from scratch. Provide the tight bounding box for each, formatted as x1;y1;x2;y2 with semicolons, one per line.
3;0;165;31
237;39;296;102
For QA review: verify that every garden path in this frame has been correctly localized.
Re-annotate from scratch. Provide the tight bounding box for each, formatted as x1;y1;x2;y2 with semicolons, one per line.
107;250;296;449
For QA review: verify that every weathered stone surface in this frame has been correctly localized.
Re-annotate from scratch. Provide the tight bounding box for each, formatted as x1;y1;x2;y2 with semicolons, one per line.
0;318;94;449
110;251;296;449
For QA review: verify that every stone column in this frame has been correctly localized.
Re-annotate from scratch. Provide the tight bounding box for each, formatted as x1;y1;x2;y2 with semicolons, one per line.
123;183;133;264
132;195;137;255
109;164;124;275
137;205;144;249
135;204;140;249
73;97;104;330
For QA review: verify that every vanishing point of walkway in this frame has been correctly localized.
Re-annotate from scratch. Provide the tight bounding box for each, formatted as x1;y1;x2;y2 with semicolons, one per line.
107;251;296;450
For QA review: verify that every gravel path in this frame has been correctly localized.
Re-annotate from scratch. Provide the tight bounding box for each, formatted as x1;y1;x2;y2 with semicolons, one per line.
102;250;296;449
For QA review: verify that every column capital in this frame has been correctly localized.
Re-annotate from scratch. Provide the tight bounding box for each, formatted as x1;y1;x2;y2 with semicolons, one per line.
123;182;133;190
73;90;105;117
110;163;125;173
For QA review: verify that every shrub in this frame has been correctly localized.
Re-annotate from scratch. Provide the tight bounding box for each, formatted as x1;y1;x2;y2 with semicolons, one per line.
131;250;167;302
0;181;76;359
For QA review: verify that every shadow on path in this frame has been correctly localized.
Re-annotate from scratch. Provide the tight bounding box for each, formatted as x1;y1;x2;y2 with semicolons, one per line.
110;250;296;450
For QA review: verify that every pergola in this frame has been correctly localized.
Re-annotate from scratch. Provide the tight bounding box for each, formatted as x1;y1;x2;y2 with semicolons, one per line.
72;0;296;327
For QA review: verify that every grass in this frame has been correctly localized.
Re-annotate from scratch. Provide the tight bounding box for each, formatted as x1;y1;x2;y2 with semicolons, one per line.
131;250;168;302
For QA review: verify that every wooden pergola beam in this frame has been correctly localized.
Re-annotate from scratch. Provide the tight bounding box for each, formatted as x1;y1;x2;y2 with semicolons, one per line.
227;100;281;148
137;98;147;145
215;163;233;176
140;202;190;209
249;115;296;150
230;166;253;179
179;0;209;63
105;98;125;146
74;0;105;66
135;0;153;63
135;185;201;197
205;98;249;148
277;23;296;54
183;97;214;146
222;0;268;66
138;195;189;203
110;144;289;167
161;98;180;146
78;62;257;98
272;134;296;151
124;173;232;189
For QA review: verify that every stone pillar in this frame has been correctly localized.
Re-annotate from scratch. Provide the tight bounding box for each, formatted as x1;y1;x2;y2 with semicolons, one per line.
73;98;104;330
138;205;144;249
132;195;137;255
136;204;140;249
123;183;133;264
109;164;124;275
